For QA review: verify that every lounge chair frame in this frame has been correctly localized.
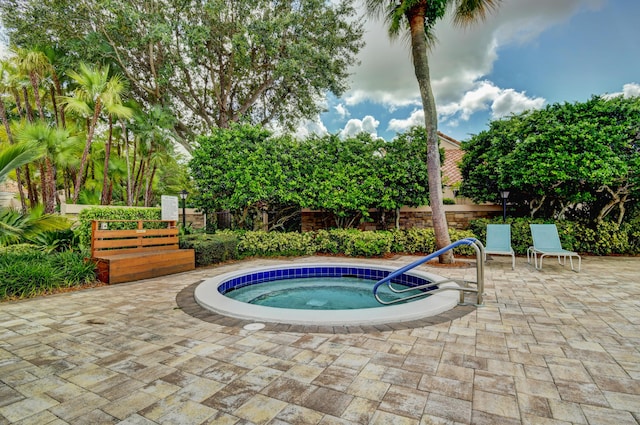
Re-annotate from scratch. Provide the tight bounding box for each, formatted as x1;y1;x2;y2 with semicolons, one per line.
527;224;581;272
484;224;515;269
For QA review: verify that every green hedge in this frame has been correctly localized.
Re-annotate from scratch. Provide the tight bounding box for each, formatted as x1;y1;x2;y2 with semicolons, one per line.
469;217;640;255
188;228;479;267
75;207;162;252
180;233;239;267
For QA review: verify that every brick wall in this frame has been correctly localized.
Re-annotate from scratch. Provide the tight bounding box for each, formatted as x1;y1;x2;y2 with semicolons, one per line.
301;205;502;231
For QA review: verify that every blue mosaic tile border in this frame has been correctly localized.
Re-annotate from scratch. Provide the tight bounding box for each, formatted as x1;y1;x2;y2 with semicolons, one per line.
218;266;436;294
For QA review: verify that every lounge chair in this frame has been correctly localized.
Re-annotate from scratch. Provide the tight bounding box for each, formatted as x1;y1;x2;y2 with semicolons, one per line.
527;224;581;272
484;224;515;269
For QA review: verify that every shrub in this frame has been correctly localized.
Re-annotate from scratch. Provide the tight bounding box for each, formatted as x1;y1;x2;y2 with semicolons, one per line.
0;249;96;300
470;217;639;255
75;207;162;252
237;231;316;257
180;232;240;266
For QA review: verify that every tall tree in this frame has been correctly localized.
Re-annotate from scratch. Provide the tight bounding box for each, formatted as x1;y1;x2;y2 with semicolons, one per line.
60;63;130;203
364;0;499;263
1;0;363;152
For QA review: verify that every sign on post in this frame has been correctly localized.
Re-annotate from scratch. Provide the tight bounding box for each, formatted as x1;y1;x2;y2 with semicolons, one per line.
161;195;179;221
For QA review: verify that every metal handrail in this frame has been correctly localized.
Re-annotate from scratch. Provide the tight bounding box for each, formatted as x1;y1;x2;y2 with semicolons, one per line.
373;238;485;306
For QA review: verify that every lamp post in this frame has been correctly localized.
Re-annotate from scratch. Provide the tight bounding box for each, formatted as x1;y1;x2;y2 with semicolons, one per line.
500;190;510;223
179;190;188;228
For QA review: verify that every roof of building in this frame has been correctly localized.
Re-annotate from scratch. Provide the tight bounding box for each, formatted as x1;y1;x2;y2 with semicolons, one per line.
439;132;463;186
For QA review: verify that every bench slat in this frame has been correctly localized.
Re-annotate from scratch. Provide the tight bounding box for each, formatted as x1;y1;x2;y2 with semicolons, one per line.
93;228;177;238
90;219;194;284
93;236;180;250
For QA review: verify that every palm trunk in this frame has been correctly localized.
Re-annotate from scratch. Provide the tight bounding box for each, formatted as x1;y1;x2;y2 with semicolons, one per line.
29;72;46;121
101;116;113;205
122;121;132;205
144;163;157;207
409;9;453;263
72;101;102;203
41;158;56;214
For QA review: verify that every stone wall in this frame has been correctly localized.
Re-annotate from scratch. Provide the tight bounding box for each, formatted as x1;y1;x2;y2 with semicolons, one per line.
301;205;502;231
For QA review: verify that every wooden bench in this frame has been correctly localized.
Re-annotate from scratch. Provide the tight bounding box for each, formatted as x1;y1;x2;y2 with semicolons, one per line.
90;220;195;284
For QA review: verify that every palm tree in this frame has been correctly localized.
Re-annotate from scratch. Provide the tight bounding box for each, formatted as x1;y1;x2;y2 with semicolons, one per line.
15;48;51;122
60;63;130;203
0;141;44;185
365;0;499;263
100;87;133;205
16;122;81;213
0;141;69;244
1;58;31;211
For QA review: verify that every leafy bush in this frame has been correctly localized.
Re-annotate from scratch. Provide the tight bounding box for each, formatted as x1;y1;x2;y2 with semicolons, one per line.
0;249;96;300
180;232;239;266
313;229;393;257
75;207;163;251
470;217;639;255
238;231;316;257
30;229;79;253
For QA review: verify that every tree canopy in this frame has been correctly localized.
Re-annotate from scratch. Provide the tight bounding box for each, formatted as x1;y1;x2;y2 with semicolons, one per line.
460;95;640;224
1;0;364;151
189;124;432;229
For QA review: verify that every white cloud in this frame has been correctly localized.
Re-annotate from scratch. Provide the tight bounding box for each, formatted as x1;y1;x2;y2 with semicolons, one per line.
388;109;424;133
604;82;640;99
387;81;545;134
334;103;350;119
345;0;603;116
287;118;328;139
491;89;546;118
438;81;545;122
622;83;640;98
339;115;379;138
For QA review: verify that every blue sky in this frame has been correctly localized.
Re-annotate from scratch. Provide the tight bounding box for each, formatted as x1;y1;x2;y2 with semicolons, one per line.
308;0;640;142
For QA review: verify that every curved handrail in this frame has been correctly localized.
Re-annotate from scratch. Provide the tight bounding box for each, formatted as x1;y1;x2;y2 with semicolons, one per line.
373;238;485;306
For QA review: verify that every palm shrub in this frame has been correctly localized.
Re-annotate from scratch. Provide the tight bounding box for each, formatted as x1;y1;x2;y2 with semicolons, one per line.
0;248;96;300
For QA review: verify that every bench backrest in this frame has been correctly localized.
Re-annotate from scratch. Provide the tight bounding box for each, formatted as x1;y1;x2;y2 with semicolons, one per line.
91;220;180;257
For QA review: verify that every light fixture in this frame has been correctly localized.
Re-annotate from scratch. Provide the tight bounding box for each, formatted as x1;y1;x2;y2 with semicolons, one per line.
500;190;510;222
179;190;188;228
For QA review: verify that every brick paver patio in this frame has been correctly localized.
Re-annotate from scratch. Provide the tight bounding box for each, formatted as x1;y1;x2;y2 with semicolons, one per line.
1;255;639;424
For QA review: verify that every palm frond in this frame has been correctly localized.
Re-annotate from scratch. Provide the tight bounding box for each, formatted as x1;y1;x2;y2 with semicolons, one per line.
452;0;501;27
0;141;45;183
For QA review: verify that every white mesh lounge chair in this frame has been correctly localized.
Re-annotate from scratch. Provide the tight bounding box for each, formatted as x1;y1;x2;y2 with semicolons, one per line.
484;224;515;269
527;224;581;272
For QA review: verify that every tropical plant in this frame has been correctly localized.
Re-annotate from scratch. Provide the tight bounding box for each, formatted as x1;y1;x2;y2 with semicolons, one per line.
1;0;364;152
364;0;500;262
0;141;44;184
60;63;131;203
0;205;70;246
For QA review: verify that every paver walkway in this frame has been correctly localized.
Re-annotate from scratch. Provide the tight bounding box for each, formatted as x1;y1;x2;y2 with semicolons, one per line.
1;255;639;424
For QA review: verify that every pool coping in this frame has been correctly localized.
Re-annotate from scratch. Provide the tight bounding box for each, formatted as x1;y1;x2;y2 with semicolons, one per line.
193;263;464;326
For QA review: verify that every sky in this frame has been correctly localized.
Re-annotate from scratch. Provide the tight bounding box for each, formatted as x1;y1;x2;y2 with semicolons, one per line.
307;0;640;142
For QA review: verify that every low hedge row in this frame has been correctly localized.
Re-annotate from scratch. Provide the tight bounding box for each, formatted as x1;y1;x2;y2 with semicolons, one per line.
180;233;239;267
187;228;477;267
469;218;640;255
183;219;639;268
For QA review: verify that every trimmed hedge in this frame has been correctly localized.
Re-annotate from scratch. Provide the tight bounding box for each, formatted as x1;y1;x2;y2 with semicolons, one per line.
75;207;162;252
180;233;239;267
469;217;640;255
189;228;478;267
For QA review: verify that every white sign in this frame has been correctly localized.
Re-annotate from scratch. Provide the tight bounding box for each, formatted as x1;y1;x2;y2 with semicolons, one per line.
161;195;179;221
